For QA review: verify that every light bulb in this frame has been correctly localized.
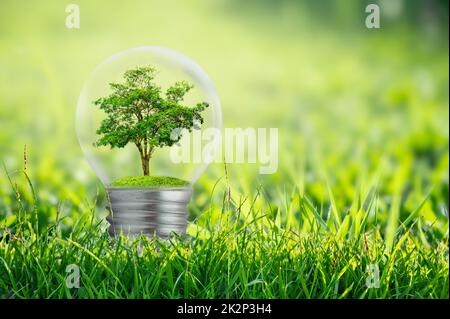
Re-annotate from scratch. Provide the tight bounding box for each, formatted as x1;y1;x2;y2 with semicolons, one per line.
76;46;222;238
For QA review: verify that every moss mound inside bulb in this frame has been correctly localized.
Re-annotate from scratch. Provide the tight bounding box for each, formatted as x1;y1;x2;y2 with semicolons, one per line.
110;176;189;188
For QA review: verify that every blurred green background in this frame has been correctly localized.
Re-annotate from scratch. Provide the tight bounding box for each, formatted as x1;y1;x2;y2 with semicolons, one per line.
0;0;448;239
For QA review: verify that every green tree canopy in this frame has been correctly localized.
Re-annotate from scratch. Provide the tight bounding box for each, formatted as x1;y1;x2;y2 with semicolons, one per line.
94;66;208;176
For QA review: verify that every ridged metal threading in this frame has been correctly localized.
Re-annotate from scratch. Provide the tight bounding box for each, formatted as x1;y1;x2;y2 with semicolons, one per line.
106;187;192;238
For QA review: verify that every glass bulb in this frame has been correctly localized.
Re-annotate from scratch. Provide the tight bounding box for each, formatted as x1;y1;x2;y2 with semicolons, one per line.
76;46;222;237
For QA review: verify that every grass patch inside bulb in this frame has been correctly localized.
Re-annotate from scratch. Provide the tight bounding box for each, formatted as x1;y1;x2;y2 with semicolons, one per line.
110;176;189;188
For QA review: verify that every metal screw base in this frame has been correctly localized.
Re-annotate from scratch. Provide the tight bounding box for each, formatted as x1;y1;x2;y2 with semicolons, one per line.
106;187;192;238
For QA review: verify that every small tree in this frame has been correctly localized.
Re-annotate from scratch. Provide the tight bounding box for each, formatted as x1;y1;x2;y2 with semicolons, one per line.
94;66;208;176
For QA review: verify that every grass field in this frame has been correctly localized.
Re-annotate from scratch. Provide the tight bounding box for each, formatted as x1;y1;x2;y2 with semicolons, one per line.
0;0;449;298
0;166;448;298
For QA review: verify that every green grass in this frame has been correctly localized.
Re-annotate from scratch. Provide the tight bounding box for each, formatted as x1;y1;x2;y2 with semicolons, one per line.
110;176;190;188
0;170;448;298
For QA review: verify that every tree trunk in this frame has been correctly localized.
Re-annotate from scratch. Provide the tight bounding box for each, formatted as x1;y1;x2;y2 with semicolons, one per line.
137;142;152;176
141;155;150;176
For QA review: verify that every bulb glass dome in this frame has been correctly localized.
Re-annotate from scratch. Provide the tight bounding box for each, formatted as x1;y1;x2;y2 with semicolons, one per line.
76;46;222;186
